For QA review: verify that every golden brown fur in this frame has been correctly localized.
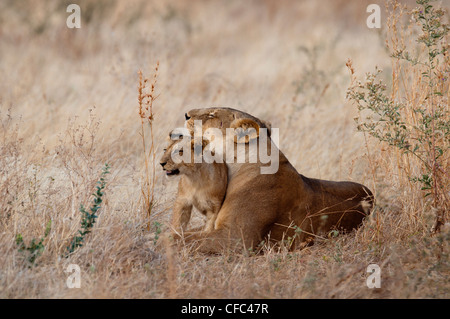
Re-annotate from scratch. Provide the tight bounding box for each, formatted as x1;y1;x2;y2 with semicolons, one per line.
176;107;374;253
160;134;228;233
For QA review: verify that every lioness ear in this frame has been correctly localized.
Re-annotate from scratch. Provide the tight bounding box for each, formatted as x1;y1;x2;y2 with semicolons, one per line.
261;120;272;137
230;118;260;144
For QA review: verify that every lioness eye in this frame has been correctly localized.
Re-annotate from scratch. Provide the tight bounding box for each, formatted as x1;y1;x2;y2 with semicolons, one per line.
178;150;183;155
163;148;167;152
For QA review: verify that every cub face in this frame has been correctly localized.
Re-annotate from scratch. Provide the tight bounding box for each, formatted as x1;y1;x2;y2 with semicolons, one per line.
159;134;208;176
160;139;186;176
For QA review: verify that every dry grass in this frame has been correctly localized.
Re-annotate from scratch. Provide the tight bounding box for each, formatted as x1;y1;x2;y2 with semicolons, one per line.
0;0;448;299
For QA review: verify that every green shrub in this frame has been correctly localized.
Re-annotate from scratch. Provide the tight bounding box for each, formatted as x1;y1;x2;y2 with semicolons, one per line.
346;0;449;232
65;163;110;256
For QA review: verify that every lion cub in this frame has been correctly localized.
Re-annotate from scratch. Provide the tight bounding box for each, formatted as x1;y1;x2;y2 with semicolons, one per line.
160;132;227;232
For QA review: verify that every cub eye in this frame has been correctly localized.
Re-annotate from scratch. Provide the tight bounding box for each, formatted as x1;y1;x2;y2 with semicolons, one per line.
208;113;215;118
178;149;183;155
163;148;167;152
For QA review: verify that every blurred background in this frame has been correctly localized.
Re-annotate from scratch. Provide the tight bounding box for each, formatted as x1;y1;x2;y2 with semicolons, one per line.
0;0;404;230
1;0;389;170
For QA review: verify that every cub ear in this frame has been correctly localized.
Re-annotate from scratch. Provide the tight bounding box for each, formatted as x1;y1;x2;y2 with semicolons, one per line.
169;128;191;141
230;118;260;144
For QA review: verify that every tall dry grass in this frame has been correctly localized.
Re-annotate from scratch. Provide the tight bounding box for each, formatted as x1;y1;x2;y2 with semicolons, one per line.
138;63;160;229
0;0;448;298
347;0;449;237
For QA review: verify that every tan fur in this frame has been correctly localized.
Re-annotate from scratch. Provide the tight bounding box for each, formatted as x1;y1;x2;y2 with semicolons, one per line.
160;135;228;233
230;118;260;143
177;107;374;253
185;107;271;138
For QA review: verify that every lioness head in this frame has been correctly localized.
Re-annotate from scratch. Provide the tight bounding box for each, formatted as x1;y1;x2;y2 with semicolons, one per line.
159;130;210;176
185;107;271;143
184;107;280;175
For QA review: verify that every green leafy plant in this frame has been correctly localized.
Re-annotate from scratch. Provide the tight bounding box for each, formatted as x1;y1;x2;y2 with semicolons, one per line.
152;221;162;245
16;220;52;266
346;0;449;232
65;163;110;256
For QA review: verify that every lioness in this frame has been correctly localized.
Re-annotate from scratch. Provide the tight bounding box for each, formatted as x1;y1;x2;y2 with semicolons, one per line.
160;131;228;232
175;107;374;252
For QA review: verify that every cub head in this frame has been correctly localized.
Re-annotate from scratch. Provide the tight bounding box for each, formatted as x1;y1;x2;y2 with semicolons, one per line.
159;130;210;176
